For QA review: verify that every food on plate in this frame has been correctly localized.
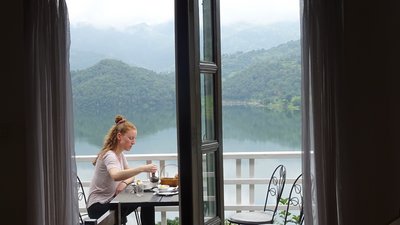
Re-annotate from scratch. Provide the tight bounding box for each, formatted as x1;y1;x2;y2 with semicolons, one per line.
158;184;176;193
158;184;170;189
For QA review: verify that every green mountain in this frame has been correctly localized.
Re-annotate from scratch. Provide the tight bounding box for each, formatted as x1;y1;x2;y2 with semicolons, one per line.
71;59;175;114
222;40;301;110
72;40;301;113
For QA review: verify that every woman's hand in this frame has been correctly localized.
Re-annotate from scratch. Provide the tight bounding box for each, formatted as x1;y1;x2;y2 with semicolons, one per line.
115;181;128;196
142;164;158;173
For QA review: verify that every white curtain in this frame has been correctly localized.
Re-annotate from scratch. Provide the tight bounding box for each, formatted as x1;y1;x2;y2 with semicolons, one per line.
301;0;344;224
25;0;78;225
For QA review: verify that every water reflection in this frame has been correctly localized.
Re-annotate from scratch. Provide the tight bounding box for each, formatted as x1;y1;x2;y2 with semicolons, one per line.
74;106;300;154
223;106;301;150
74;107;176;151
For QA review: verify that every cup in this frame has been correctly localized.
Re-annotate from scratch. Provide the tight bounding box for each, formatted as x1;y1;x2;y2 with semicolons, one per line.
134;183;144;197
125;183;134;193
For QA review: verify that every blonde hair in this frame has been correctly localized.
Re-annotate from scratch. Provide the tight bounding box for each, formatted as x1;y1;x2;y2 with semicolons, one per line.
93;115;136;165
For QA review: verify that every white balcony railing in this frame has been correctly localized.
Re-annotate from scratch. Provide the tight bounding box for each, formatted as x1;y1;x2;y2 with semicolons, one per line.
76;151;301;225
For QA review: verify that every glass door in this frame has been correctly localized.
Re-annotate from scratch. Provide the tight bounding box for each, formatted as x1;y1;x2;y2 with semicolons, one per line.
175;0;224;224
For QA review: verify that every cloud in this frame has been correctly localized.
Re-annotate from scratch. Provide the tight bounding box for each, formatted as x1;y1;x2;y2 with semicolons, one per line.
221;0;300;25
67;0;299;29
67;0;174;29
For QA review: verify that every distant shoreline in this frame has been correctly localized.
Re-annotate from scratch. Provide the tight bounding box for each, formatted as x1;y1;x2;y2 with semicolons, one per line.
222;100;300;112
222;100;266;107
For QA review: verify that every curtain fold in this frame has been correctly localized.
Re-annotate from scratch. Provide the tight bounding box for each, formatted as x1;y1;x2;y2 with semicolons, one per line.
25;0;78;224
301;0;344;224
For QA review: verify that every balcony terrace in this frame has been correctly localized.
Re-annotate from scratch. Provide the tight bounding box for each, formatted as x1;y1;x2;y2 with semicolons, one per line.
76;151;302;225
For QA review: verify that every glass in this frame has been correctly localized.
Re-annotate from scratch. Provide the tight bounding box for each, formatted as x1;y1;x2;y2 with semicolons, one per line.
200;73;215;141
133;183;144;197
202;152;217;221
199;0;213;62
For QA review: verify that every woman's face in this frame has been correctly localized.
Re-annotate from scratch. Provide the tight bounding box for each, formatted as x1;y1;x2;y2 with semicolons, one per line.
118;129;137;151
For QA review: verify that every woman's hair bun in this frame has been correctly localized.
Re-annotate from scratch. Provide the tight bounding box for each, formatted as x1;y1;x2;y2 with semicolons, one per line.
115;115;125;124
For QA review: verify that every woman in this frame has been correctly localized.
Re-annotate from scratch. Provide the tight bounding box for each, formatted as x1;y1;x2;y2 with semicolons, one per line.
86;115;157;223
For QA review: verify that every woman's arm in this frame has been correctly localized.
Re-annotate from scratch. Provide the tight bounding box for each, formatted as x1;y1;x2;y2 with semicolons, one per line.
108;164;157;181
114;176;135;196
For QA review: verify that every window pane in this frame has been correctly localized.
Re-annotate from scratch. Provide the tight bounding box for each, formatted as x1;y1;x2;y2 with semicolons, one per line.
199;0;213;62
203;152;217;221
201;73;215;141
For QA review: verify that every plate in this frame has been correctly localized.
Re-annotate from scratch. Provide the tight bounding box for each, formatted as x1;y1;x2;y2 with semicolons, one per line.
158;186;175;193
156;191;179;196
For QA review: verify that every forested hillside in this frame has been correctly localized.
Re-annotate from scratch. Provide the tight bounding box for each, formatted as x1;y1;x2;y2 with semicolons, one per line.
222;40;301;110
71;59;175;114
72;40;301;112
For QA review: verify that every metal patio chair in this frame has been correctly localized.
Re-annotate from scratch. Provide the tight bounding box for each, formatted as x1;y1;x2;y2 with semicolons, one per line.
227;164;287;224
278;173;303;225
78;176;89;224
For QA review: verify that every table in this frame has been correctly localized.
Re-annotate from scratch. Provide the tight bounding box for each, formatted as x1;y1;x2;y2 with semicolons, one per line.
111;190;179;225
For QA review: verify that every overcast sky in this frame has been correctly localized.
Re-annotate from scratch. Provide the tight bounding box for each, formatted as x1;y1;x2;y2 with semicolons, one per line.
67;0;300;29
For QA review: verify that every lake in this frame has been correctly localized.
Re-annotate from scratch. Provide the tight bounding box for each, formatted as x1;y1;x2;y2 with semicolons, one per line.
74;105;301;156
75;105;302;186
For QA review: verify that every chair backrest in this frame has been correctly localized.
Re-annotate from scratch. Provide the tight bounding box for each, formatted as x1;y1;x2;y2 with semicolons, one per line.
84;210;116;225
77;176;88;204
282;173;303;225
263;164;287;218
77;176;88;224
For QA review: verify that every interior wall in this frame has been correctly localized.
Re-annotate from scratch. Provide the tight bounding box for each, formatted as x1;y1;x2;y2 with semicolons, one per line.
338;1;400;224
0;1;27;225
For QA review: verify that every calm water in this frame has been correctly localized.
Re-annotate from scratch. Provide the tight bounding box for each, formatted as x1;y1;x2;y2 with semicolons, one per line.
74;105;301;155
75;105;301;179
